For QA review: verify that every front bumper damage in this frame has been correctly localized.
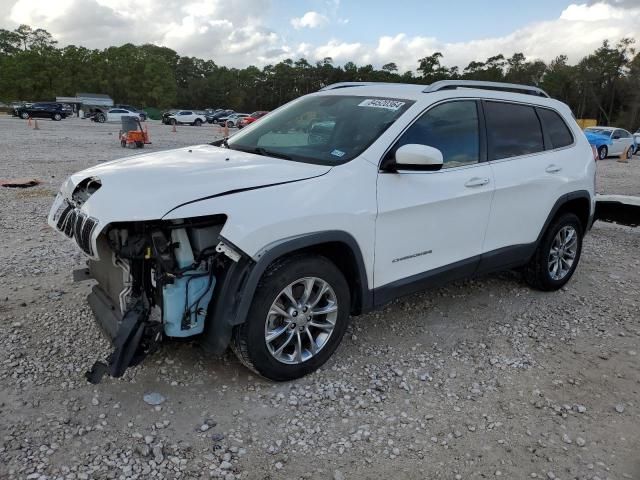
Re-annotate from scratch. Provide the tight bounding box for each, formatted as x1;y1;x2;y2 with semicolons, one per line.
51;188;248;383
85;294;160;384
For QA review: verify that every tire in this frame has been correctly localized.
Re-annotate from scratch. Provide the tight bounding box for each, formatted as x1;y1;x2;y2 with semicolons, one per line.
52;113;62;121
121;139;127;148
231;255;351;381
626;145;633;159
136;141;144;148
20;111;30;120
227;121;234;128
97;113;106;123
194;119;202;126
597;145;608;160
170;118;177;125
524;213;583;291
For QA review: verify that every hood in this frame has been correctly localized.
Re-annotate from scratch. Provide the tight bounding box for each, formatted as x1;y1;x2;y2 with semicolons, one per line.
62;144;331;223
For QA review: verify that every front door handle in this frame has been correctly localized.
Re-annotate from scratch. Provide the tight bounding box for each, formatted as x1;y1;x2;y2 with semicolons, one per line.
464;177;490;188
545;164;562;174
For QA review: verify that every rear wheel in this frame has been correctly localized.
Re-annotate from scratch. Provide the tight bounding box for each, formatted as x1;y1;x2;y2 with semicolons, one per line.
598;145;608;160
52;113;62;121
231;255;350;381
170;118;177;125
97;113;106;123
524;213;583;291
194;119;202;126
625;145;633;159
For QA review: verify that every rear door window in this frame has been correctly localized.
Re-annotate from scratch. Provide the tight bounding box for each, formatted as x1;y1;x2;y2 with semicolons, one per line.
484;101;544;160
537;108;573;149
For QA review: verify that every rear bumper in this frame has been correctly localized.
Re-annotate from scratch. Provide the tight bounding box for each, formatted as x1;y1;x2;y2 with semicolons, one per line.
87;285;122;343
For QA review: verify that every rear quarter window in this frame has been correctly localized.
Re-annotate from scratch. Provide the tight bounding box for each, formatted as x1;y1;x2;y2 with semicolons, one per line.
537;108;574;149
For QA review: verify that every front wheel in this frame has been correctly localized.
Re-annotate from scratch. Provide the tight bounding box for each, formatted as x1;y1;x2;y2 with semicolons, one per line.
20;111;30;119
194;119;202;126
524;213;583;291
97;113;106;123
170;118;177;125
52;113;62;121
625;145;633;159
231;255;351;381
598;145;608;160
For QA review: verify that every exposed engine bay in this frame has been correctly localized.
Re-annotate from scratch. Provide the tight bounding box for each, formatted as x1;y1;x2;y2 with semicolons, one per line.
82;214;235;383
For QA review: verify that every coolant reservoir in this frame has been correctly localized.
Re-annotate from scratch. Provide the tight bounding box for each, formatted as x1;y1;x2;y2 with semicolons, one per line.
163;228;216;337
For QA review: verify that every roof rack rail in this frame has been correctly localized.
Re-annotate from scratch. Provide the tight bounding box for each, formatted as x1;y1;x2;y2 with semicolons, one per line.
319;82;396;91
423;80;550;98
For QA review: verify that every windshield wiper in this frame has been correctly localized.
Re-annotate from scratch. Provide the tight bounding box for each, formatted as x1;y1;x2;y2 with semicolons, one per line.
253;147;292;160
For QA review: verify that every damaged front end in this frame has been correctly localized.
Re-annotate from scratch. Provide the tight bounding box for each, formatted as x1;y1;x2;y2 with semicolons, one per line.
61;212;239;383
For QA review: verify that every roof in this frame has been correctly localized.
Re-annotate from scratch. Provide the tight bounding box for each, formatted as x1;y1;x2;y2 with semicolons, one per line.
587;126;615;130
76;93;112;99
313;81;571;115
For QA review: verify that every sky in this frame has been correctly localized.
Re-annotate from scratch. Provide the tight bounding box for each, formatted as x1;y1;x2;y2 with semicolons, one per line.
0;0;639;71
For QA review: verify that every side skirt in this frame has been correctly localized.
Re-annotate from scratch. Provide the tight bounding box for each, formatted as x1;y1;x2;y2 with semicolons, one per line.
372;243;536;308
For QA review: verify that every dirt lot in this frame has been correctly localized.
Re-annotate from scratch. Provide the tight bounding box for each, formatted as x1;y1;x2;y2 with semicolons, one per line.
0;115;639;480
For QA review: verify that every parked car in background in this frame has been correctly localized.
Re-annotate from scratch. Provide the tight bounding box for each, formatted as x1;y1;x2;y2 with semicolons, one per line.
584;126;635;159
49;80;596;382
634;130;640;154
238;111;269;129
103;108;141;123
161;109;180;124
208;109;234;124
13;102;68;121
116;104;147;121
221;113;249;128
60;103;74;117
163;110;207;126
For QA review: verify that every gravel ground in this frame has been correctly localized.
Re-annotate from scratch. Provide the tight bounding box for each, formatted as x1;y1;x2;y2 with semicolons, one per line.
0;114;639;480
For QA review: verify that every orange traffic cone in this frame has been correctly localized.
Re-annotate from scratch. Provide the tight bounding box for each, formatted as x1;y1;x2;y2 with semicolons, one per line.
27;117;32;127
618;146;630;163
171;123;177;133
144;123;151;144
33;119;40;130
223;122;229;138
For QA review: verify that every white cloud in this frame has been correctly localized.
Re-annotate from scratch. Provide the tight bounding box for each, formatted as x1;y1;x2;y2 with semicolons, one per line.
0;1;639;71
291;11;329;30
308;3;640;71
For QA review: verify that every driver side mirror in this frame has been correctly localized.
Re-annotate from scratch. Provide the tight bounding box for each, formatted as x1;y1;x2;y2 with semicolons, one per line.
393;144;444;171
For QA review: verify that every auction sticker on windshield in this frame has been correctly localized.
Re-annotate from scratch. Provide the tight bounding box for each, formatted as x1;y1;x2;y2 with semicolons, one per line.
358;99;406;111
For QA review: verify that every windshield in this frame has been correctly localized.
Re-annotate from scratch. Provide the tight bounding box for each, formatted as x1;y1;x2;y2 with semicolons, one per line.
226;95;414;165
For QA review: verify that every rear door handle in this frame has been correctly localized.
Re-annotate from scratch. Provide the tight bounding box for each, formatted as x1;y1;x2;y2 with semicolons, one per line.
464;177;490;188
545;164;562;174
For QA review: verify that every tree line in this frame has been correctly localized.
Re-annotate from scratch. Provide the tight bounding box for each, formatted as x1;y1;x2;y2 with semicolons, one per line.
1;25;639;129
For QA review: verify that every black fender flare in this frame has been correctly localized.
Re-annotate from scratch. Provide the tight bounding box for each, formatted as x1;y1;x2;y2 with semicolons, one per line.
535;190;593;245
200;231;372;354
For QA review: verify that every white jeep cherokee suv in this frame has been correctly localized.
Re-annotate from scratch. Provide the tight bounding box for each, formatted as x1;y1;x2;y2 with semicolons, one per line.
48;80;596;382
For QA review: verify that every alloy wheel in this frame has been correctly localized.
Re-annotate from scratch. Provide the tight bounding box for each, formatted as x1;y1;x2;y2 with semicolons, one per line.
264;277;338;364
548;226;578;281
